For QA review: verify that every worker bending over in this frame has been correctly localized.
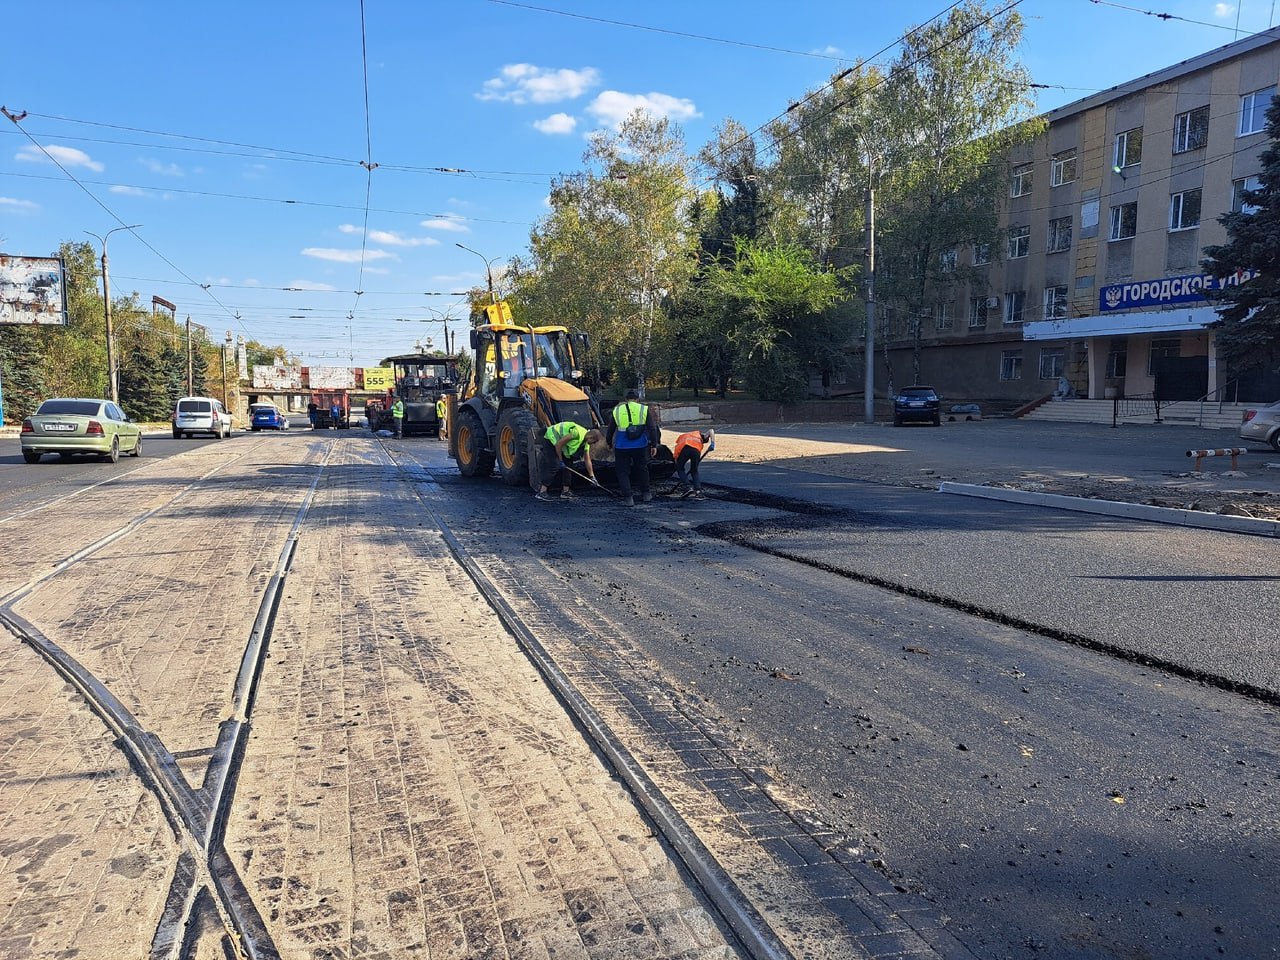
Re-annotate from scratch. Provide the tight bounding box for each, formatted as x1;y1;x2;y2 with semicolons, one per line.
535;422;602;501
673;428;715;499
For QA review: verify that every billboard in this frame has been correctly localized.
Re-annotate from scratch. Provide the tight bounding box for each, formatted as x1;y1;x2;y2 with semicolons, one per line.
306;366;356;389
252;364;303;389
0;255;67;325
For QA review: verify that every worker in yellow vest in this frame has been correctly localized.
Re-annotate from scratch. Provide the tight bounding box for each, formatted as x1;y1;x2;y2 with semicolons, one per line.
436;396;448;440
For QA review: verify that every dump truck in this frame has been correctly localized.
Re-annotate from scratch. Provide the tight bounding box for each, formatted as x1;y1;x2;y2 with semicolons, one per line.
447;301;674;488
309;390;349;429
367;354;457;437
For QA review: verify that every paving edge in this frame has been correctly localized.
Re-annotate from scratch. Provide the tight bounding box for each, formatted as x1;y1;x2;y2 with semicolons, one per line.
938;482;1280;538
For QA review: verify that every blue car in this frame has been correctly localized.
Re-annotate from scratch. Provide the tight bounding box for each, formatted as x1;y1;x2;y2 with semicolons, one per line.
249;403;289;431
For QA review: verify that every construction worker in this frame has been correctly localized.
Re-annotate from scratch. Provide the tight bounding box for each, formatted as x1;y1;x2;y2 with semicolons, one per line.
435;396;447;440
535;423;602;501
607;389;658;507
391;397;405;439
673;428;715;499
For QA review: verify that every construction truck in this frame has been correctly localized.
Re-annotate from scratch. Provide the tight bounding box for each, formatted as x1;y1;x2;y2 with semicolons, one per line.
310;390;349;429
367;354;457;437
447;301;675;489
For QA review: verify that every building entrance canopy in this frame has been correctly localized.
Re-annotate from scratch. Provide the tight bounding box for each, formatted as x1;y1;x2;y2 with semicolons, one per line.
1023;305;1219;342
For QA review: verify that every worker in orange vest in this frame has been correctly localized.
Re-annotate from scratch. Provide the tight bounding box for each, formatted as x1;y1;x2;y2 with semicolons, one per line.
673;428;715;499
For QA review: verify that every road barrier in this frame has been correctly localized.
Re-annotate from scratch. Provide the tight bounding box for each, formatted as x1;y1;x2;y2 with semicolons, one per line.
1186;447;1248;471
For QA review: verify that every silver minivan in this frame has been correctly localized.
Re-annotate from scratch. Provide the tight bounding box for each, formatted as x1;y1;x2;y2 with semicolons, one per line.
172;396;234;439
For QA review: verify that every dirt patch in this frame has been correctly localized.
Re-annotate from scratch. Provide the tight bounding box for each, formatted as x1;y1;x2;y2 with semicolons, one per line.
707;431;1280;521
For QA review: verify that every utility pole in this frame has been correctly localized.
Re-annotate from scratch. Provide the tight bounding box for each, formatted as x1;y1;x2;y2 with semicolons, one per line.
87;224;141;404
863;187;876;425
186;316;193;394
222;331;231;408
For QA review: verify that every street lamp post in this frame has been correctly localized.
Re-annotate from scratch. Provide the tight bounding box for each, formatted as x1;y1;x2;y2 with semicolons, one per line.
87;224;141;404
455;243;500;304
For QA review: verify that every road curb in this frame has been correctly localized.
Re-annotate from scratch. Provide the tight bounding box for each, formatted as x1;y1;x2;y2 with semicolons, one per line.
939;481;1280;538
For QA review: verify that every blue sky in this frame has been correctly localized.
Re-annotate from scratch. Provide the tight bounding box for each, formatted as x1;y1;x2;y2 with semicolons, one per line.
2;0;1276;367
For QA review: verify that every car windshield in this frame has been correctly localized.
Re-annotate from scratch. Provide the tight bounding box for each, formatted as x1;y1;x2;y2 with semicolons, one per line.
37;399;102;416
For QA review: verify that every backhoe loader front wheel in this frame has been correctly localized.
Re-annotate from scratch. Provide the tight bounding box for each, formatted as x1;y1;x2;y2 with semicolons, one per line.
455;409;495;478
497;409;538;486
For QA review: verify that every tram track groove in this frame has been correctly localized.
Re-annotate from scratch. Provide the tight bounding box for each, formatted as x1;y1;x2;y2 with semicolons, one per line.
383;445;793;960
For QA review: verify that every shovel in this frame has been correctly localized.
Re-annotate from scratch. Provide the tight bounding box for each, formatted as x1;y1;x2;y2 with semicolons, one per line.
563;461;620;498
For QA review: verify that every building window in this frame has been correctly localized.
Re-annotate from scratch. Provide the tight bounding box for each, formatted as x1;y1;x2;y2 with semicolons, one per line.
936;301;953;330
1004;291;1025;325
1106;343;1128;379
1047;216;1073;253
973;242;991;265
1239;86;1275;137
1008;225;1030;259
1173;106;1209;153
1109;202;1137;240
1115;127;1143;168
1039;347;1065;380
1169;189;1201;231
1148;337;1181;375
968;297;989;328
1233;175;1263;214
1010;162;1034;197
940;248;957;273
1043;285;1069;320
1000;350;1023;381
1050;150;1077;187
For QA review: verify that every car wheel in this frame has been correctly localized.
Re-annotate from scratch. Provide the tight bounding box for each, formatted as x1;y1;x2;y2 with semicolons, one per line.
893;415;902;426
22;449;40;464
932;414;941;426
130;435;143;458
103;437;120;464
1270;430;1280;453
172;429;181;439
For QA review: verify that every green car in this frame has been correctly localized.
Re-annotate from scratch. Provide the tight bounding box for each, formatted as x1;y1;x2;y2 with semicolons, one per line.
21;398;144;464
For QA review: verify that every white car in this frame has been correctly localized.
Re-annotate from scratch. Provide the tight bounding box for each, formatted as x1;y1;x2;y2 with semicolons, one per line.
1239;400;1280;452
173;396;234;438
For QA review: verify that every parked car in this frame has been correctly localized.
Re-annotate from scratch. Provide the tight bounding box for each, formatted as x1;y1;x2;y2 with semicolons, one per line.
893;385;942;426
1240;400;1280;451
172;396;234;438
20;397;144;464
249;402;289;431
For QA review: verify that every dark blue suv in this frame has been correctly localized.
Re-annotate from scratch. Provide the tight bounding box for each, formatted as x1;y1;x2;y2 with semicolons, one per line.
893;385;941;426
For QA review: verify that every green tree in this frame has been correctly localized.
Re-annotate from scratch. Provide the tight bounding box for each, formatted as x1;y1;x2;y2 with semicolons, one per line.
703;240;845;402
520;112;697;397
873;0;1041;388
0;326;49;422
1202;96;1280;374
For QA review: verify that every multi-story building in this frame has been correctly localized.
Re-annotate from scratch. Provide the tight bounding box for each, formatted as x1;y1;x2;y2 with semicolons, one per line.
885;26;1280;405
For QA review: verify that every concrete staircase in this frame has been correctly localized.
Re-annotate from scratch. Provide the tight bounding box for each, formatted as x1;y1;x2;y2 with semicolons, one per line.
1022;398;1252;431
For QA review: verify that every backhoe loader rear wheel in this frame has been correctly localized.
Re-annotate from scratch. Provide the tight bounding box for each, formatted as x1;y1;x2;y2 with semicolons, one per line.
455;409;495;478
497;409;538;486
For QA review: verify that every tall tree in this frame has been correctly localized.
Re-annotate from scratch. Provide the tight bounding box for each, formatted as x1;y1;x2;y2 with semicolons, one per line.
1202;96;1280;374
873;0;1041;386
520;112;697;397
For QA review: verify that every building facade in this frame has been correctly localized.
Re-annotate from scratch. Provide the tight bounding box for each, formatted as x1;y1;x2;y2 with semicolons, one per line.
881;26;1280;404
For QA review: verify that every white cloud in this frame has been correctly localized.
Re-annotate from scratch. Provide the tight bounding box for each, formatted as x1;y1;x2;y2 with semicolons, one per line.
301;248;396;263
1214;3;1235;16
813;45;844;57
337;223;439;246
478;64;600;104
0;196;38;213
142;158;184;176
586;91;700;129
15;144;104;172
534;112;577;135
286;280;337;291
420;217;469;233
109;185;147;197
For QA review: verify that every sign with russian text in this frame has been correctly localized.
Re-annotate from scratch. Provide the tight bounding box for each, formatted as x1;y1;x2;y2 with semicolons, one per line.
1099;269;1257;312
